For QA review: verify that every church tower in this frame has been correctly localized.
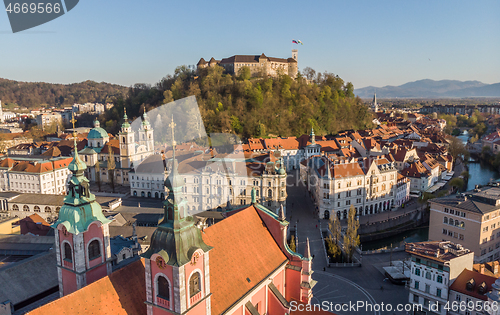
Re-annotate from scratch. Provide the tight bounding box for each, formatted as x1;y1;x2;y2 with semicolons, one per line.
142;117;213;315
119;110;135;169
372;93;378;112
140;111;154;154
52;117;112;297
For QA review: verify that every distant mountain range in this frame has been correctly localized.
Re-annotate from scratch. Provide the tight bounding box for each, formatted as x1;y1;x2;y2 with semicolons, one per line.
355;79;500;98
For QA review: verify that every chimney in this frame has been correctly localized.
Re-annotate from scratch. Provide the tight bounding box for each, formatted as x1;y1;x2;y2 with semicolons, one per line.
480;264;485;274
495;261;499;274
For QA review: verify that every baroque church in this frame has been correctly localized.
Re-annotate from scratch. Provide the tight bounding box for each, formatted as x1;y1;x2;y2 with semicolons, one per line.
79;110;154;186
27;123;317;315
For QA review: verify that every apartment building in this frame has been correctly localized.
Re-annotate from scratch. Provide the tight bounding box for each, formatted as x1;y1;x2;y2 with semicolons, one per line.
0;156;72;194
129;150;287;215
448;268;497;315
308;155;399;220
36;113;62;130
429;185;500;263
406;241;474;315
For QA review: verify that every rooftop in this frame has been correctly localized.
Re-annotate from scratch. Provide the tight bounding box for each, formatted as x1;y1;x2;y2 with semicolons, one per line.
430;186;500;215
405;241;471;263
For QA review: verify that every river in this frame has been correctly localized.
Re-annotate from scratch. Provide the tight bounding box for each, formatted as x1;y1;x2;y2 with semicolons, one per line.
361;132;499;250
457;132;500;190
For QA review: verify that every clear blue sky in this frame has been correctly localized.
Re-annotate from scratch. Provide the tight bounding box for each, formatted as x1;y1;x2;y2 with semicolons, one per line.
1;0;499;89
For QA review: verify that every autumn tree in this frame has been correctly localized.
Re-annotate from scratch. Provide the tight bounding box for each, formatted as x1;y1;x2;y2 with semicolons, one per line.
327;213;342;261
289;235;296;252
343;205;360;263
107;144;116;193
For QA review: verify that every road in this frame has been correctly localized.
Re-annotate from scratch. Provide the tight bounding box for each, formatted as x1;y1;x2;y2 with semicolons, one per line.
286;169;412;314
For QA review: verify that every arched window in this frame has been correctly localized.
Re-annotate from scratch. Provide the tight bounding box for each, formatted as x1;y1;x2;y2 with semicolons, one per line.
141;191;145;197
88;240;101;260
23;205;29;211
12;204;19;211
455;220;459;226
157;276;170;300
34;206;40;212
148;192;152;198
44;206;51;212
64;243;72;262
460;221;465;228
155;192;159;199
443;217;448;224
189;272;201;297
134;191;137;196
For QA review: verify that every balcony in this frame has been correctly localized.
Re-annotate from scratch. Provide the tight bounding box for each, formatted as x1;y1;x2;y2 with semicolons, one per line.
190;291;202;305
157;296;170;309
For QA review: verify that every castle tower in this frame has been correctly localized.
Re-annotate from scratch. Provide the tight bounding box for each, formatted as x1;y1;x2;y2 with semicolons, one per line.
292;49;298;61
52;119;112;296
119;110;135;169
141;116;213;315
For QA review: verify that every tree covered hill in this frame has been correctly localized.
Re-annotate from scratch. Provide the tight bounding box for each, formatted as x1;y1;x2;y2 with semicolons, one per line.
0;78;128;108
103;66;373;139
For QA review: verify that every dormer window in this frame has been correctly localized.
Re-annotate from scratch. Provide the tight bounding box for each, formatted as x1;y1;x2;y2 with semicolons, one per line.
478;282;487;294
466;278;475;291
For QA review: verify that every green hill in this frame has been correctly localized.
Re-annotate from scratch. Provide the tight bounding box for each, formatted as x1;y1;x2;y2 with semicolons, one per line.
0;78;128;108
103;65;373;139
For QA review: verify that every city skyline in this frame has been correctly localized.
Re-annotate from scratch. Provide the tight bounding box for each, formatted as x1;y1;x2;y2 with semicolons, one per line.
0;0;499;89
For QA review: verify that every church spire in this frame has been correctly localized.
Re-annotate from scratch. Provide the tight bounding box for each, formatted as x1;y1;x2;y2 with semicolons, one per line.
310;128;316;145
52;114;110;234
142;114;212;266
305;237;311;259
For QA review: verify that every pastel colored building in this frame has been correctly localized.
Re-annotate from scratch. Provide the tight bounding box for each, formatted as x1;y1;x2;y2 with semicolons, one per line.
28;129;317;315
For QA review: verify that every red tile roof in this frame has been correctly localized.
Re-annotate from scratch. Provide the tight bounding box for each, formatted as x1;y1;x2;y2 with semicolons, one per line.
202;205;288;315
27;259;147;315
449;269;496;301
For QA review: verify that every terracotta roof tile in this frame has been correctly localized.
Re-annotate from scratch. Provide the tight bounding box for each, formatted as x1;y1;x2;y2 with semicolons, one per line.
449;269;496;301
202;205;288;315
27;259;146;315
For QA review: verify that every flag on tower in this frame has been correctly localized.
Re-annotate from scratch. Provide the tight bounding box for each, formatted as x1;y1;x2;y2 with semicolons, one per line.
292;39;303;45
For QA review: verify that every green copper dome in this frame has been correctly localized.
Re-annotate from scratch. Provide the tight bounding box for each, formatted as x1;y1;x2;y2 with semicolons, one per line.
88;119;109;139
52;140;110;234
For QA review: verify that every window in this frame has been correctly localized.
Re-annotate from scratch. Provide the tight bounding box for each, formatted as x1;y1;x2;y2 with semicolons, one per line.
34;206;40;212
12;204;19;211
456;294;461;302
450;209;454;215
64;243;72;262
459;234;464;240
414;281;419;290
189;272;201;297
437;275;443;283
443;217;448;224
157;276;170;300
443;229;447;235
23;205;29;211
483;238;488;244
415;268;420;276
88;240;101;260
426;272;431;280
44;206;51;212
413;294;419;303
425;284;430;293
268;189;272;198
444;208;449;213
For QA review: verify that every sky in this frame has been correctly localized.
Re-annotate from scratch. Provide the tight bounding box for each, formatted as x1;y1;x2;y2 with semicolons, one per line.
1;0;499;89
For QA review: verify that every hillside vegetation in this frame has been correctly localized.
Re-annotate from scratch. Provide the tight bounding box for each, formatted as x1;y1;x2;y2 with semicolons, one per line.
103;66;373;139
0;78;128;108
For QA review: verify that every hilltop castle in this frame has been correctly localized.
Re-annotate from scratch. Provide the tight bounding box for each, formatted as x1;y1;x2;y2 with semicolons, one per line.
197;50;298;78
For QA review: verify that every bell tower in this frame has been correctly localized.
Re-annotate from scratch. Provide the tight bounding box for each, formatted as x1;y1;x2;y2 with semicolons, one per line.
141;111;154;154
142;116;213;315
52;115;112;297
119;109;135;169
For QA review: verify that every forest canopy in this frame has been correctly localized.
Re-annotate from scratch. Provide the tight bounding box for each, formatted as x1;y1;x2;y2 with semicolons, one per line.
0;78;128;108
103;65;374;140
